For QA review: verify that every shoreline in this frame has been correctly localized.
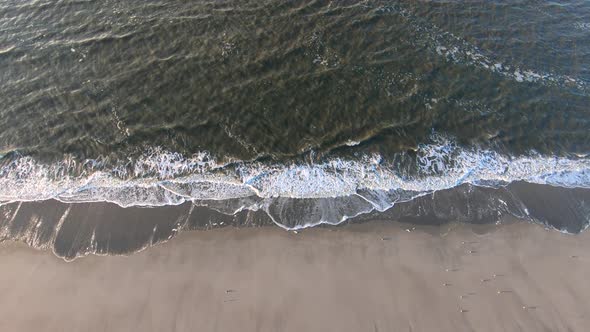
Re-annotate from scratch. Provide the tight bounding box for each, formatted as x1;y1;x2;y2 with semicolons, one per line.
1;181;589;261
0;221;589;331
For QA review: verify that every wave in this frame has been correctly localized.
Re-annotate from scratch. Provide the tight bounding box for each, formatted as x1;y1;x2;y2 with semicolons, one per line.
1;135;589;230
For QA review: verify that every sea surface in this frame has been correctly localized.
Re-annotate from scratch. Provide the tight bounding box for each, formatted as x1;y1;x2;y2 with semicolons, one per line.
1;0;590;237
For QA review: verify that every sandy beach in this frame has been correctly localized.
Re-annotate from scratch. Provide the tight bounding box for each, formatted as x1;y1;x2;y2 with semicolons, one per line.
0;221;588;332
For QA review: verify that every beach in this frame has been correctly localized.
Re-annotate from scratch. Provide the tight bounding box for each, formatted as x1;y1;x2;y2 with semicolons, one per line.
0;220;588;332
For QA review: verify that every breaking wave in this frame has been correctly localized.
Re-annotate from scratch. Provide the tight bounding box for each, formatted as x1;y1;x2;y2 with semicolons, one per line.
1;135;589;230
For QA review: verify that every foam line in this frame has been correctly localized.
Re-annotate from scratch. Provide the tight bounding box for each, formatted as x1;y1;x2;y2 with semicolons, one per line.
1;137;589;210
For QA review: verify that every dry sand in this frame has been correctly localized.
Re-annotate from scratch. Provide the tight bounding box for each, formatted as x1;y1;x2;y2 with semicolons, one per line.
0;221;588;332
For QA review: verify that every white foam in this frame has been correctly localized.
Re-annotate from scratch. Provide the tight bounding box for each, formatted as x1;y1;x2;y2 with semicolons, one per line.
1;136;589;209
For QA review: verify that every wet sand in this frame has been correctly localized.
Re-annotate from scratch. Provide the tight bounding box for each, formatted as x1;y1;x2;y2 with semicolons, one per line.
0;221;588;332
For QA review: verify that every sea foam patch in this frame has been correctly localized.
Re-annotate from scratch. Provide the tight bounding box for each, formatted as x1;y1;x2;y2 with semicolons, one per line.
377;4;589;93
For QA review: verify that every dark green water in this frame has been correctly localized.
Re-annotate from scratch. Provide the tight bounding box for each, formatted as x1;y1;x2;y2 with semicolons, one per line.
0;0;589;229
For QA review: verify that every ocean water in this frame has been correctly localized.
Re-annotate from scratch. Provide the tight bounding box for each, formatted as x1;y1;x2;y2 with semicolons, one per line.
1;0;589;232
